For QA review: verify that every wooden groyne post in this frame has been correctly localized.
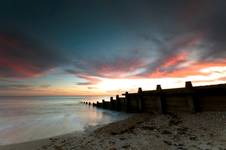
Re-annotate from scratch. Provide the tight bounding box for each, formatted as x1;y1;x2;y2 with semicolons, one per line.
125;92;130;112
156;84;166;114
185;81;199;113
102;99;105;108
110;97;116;110
97;101;100;107
138;87;143;112
116;95;121;111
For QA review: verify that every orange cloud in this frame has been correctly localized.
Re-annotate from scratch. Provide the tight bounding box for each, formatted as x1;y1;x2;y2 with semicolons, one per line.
162;51;188;68
0;32;64;78
149;59;226;78
0;58;43;78
76;73;101;85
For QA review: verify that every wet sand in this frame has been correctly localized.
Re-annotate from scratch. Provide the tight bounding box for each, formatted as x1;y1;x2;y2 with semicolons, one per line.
1;112;226;150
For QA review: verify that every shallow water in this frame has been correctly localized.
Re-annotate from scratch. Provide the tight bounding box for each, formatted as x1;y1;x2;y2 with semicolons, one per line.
0;96;129;145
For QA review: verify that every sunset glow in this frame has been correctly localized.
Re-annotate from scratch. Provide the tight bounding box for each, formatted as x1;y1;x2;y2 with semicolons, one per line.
0;0;226;96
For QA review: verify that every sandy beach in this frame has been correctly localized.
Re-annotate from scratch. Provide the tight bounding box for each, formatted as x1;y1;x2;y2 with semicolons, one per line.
1;112;226;150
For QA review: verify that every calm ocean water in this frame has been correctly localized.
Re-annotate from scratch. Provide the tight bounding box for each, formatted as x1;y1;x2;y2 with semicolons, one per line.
0;96;129;145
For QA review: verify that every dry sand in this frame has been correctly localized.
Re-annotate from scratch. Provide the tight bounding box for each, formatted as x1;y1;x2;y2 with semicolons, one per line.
0;112;226;150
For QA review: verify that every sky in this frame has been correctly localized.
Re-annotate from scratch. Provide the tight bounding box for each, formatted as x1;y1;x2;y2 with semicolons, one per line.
0;0;226;96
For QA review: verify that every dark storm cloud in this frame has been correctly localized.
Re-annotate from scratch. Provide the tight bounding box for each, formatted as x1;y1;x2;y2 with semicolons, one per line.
0;84;51;91
76;82;92;86
40;84;51;88
0;30;66;78
132;0;226;76
67;48;149;79
66;0;226;80
0;84;33;90
1;0;226;82
87;87;97;90
176;0;226;61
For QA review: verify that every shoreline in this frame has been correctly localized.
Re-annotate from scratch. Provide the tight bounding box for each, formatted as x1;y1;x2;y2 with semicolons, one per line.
1;112;226;150
0;120;111;150
0;131;84;150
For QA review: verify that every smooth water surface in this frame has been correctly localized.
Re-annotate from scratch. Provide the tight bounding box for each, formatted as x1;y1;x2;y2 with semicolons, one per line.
0;96;129;145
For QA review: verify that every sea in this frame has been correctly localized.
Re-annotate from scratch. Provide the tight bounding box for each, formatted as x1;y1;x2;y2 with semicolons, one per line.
0;96;129;145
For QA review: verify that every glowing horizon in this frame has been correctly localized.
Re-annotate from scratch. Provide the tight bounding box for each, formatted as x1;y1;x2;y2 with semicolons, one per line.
1;64;225;96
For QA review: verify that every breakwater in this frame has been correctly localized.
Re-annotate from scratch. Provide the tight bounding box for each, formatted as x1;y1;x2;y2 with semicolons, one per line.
83;81;226;113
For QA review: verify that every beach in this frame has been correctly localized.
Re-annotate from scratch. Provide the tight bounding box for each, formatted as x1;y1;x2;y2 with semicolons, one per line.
1;112;225;150
2;0;226;149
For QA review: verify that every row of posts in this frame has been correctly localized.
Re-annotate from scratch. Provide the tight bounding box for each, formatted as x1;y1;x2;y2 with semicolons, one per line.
83;81;199;114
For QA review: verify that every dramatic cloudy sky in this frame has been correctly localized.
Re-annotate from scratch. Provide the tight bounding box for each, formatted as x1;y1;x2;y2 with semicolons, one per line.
0;0;226;96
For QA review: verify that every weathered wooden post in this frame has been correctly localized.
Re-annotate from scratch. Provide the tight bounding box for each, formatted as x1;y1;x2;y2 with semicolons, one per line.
156;85;162;90
102;99;105;109
185;81;198;113
138;87;143;112
157;84;166;114
125;92;130;112
116;95;121;111
110;97;114;110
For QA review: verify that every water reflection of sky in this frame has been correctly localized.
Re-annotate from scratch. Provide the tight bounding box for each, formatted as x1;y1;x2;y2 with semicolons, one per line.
0;96;129;145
